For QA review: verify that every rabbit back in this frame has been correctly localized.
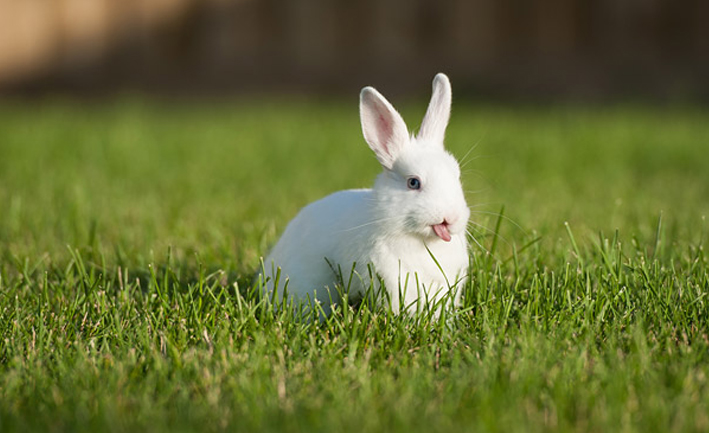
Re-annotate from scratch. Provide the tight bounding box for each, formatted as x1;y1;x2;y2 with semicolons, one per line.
261;188;376;311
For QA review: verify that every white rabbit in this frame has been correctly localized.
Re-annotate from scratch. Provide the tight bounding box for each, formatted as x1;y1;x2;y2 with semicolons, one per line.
258;73;470;316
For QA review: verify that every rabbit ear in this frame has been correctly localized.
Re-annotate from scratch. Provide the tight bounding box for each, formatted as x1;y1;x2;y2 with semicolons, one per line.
360;86;409;170
418;73;452;146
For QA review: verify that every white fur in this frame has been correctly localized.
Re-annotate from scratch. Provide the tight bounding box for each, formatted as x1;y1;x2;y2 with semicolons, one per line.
259;73;470;316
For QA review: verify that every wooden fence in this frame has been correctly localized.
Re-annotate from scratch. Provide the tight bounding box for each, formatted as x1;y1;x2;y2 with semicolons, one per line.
1;0;707;99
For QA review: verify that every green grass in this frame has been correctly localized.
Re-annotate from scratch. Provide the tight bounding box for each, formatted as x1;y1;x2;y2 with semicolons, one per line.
1;99;708;432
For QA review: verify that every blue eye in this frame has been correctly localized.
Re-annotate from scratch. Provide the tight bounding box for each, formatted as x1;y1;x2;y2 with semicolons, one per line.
407;176;421;190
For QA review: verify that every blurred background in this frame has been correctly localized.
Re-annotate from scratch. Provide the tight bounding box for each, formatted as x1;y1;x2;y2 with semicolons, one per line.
1;0;708;101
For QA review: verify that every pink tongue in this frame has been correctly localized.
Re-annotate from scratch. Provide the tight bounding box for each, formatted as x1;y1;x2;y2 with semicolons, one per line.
432;223;452;242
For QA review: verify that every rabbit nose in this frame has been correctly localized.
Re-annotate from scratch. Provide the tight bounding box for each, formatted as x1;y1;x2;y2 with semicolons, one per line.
443;216;457;226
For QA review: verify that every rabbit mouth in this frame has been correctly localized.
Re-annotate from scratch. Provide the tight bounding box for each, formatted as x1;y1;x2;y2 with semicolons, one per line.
431;222;452;242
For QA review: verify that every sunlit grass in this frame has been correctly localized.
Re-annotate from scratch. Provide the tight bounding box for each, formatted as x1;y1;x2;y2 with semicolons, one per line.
0;100;708;432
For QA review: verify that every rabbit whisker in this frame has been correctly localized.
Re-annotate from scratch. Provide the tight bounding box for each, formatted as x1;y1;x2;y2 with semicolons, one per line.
339;216;399;233
467;220;514;250
460;155;487;169
465;228;491;256
461;169;487;178
458;131;487;169
469;210;527;235
467;202;495;209
464;189;490;195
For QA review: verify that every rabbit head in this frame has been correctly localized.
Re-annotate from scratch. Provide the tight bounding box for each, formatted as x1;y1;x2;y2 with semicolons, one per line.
360;73;470;243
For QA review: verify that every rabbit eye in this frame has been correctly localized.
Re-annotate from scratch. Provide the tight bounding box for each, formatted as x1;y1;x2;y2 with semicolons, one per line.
407;176;421;190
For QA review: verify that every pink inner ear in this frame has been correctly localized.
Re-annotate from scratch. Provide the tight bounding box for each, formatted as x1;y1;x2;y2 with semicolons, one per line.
377;113;392;154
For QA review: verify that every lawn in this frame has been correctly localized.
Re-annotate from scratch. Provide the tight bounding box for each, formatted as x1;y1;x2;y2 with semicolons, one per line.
0;99;708;432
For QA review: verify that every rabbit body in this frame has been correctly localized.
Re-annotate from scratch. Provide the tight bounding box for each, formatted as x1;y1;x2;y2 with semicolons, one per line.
260;73;470;315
